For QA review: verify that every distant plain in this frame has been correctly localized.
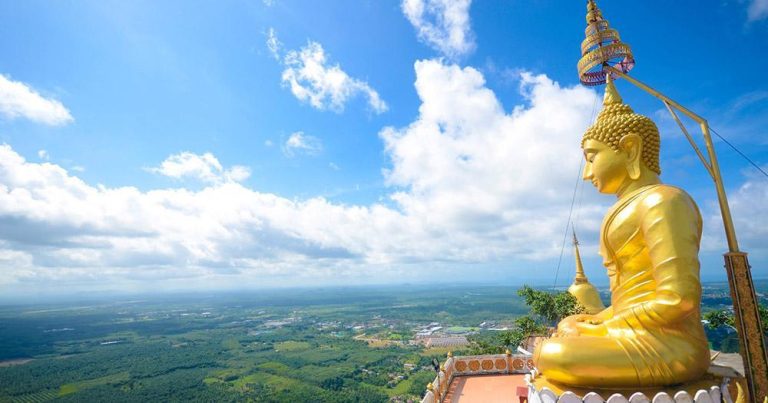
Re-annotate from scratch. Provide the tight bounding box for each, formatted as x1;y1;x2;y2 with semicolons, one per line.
0;282;763;402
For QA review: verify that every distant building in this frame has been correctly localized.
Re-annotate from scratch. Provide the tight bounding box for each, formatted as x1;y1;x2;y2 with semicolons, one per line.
424;336;469;348
415;325;444;338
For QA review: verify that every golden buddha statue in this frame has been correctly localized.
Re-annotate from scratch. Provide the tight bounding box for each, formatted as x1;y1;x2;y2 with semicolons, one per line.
533;76;710;387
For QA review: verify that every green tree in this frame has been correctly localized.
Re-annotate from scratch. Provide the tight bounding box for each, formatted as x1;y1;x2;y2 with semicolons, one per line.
407;371;437;397
704;304;768;335
467;286;582;354
704;309;735;330
517;285;584;325
513;315;546;336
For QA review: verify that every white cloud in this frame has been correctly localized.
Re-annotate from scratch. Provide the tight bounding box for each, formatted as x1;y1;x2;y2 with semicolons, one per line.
266;27;282;60
279;40;388;114
379;60;604;260
225;165;252;182
0;74;73;126
729;168;768;254
148;151;251;184
283;131;323;157
30;61;768;294
1;60;761;295
402;0;475;58
703;166;768;258
38;149;50;160
748;0;768;21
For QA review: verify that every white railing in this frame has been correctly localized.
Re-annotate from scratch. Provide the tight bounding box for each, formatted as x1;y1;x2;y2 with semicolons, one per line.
525;370;734;403
421;353;736;403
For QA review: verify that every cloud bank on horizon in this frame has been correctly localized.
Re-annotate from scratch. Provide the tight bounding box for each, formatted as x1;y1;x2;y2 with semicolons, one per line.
1;59;765;294
0;0;765;295
0;62;603;292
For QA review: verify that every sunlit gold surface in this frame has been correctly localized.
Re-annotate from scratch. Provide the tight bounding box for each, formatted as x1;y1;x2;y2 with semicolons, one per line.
603;63;768;401
533;79;710;387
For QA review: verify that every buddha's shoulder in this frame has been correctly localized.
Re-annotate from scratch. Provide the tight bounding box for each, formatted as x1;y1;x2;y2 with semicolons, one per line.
635;184;699;211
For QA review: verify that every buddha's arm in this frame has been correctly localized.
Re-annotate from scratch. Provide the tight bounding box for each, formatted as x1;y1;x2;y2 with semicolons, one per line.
605;189;703;330
594;305;613;321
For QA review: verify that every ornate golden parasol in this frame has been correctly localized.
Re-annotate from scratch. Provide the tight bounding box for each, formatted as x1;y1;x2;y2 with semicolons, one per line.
577;0;634;86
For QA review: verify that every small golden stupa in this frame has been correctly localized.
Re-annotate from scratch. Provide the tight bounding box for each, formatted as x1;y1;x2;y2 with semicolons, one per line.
567;231;604;315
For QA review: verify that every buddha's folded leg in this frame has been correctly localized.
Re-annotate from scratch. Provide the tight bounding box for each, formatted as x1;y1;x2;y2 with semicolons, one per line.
534;335;644;387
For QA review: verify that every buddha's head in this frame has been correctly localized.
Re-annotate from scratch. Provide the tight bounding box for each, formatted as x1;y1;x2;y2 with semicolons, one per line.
581;75;660;194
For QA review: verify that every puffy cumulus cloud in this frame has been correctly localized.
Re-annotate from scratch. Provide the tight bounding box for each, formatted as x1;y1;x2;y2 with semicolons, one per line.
402;0;475;58
283;131;323;157
148;151;251;183
0;74;73;126
279;40;388;114
0;61;611;293
748;0;768;21
380;60;603;260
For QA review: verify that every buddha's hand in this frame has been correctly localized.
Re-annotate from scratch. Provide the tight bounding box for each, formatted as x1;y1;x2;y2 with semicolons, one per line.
556;323;579;337
556;314;591;337
556;314;605;337
573;320;608;337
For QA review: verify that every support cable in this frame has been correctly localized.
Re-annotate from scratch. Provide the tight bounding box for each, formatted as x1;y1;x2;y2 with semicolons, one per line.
552;94;599;290
710;127;768;180
552;158;584;291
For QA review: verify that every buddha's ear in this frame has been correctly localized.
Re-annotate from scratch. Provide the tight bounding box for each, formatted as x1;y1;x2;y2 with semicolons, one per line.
619;134;642;180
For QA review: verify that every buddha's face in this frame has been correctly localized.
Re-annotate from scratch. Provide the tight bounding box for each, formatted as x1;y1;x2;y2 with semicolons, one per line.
582;139;630;194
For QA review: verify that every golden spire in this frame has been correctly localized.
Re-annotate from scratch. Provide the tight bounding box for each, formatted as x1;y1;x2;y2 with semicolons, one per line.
578;0;634;86
572;230;587;284
603;74;623;105
568;230;605;314
585;0;602;25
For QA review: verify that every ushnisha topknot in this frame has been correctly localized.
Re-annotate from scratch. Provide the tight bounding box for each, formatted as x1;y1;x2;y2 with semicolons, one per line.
582;74;661;174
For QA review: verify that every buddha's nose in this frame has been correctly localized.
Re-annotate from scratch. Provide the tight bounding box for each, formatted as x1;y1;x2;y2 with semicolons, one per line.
583;163;593;180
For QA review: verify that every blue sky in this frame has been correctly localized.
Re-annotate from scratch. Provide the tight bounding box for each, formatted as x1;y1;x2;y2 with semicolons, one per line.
0;0;766;299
